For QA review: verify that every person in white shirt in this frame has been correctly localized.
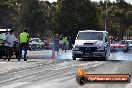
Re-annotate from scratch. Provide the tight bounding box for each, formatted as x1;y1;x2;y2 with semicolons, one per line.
3;29;16;61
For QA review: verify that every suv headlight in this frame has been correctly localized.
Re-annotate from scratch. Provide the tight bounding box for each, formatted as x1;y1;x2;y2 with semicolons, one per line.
73;46;79;50
97;46;105;51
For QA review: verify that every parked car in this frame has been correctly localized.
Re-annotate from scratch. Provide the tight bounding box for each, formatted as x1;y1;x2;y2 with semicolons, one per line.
124;40;132;52
29;38;44;51
110;40;127;52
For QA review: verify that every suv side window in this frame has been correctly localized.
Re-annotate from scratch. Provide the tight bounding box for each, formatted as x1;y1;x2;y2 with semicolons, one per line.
105;37;108;42
105;33;108;43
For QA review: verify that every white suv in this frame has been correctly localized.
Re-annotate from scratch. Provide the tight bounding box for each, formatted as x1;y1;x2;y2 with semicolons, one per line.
72;30;110;60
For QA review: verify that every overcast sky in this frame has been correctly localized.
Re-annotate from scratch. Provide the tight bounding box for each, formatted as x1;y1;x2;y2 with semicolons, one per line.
47;0;132;4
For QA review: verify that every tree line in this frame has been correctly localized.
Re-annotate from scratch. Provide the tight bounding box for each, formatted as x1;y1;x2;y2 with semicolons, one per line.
0;0;132;39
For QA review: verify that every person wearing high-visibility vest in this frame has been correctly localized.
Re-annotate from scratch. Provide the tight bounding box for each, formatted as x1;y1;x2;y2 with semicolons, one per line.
62;36;68;52
18;28;29;61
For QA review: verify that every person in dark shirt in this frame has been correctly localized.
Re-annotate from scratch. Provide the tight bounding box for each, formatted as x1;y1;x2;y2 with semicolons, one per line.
53;34;60;54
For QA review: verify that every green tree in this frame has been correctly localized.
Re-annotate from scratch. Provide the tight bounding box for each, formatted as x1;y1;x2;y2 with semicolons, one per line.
0;0;18;29
18;0;49;38
54;0;99;38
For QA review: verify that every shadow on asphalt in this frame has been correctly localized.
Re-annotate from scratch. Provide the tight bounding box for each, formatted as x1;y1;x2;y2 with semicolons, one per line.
78;58;122;61
78;58;105;61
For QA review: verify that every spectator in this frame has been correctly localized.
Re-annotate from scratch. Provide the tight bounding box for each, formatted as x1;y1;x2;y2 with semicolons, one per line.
68;36;73;50
3;29;16;61
53;34;60;54
18;28;29;61
62;35;68;52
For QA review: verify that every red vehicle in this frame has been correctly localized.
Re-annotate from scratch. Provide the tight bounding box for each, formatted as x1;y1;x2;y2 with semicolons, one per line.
110;40;127;52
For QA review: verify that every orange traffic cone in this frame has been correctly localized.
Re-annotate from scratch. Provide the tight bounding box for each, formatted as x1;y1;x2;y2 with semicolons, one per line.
51;53;55;59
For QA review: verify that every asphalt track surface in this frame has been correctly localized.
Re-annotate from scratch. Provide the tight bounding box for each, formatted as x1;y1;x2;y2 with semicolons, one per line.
0;60;132;88
27;50;132;61
0;50;132;88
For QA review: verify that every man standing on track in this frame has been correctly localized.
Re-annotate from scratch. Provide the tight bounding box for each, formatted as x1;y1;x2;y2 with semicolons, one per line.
18;28;29;61
3;29;16;61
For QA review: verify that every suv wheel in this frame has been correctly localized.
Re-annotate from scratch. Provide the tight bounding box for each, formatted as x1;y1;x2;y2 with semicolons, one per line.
102;51;109;61
102;57;107;61
73;56;76;60
102;55;109;61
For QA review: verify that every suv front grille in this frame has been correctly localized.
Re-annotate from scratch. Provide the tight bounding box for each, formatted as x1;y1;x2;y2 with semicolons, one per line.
79;47;97;52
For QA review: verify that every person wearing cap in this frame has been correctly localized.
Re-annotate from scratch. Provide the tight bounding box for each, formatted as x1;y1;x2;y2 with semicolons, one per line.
3;29;16;61
18;28;29;61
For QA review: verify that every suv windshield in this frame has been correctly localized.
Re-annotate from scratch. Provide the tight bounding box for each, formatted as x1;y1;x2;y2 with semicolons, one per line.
77;32;103;40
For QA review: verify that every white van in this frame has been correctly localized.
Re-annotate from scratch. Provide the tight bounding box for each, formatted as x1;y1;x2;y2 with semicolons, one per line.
72;30;110;60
